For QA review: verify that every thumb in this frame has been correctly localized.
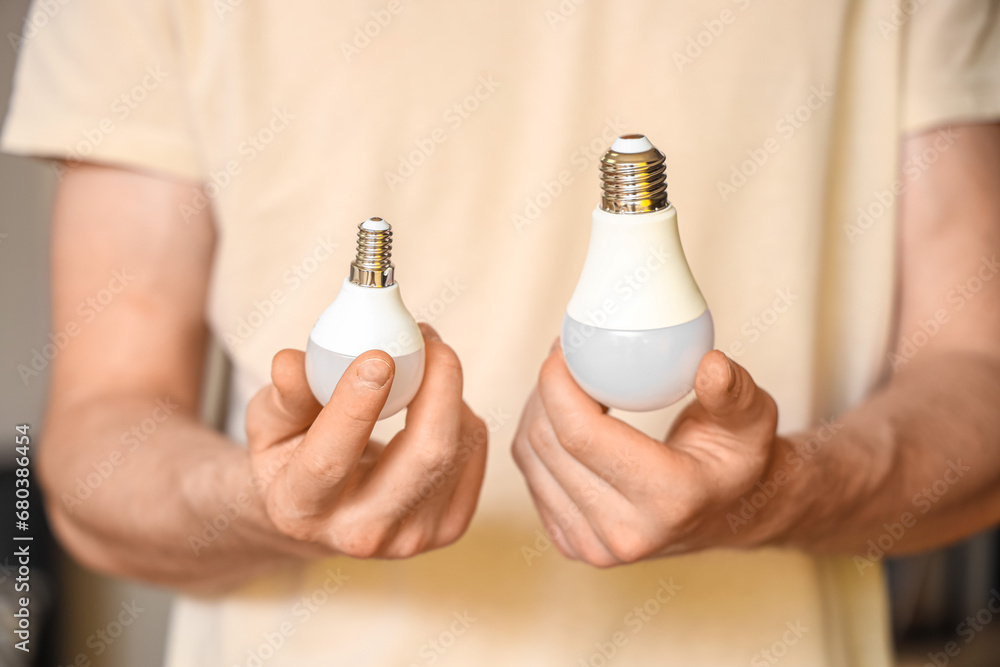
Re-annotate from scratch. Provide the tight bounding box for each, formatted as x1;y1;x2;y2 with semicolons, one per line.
270;350;395;517
694;350;777;436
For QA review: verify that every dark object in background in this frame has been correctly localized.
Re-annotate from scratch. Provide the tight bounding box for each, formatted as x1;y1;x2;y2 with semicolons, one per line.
889;530;1000;644
0;466;60;667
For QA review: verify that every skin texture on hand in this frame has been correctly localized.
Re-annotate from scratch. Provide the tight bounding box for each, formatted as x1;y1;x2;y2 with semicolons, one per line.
246;325;488;559
512;346;783;566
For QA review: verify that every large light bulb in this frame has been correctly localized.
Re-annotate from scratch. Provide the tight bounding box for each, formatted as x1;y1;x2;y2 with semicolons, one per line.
305;217;425;419
562;134;714;411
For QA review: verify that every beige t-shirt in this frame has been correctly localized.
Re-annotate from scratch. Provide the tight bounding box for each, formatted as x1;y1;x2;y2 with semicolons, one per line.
5;0;1000;665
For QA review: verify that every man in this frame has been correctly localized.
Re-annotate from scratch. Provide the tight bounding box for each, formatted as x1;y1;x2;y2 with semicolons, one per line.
3;0;999;664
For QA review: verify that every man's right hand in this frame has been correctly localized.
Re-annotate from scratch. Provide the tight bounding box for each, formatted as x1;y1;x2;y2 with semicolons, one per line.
245;323;488;559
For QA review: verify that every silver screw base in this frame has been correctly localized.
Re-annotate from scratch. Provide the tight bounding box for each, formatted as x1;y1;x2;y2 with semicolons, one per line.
350;217;395;287
599;134;669;214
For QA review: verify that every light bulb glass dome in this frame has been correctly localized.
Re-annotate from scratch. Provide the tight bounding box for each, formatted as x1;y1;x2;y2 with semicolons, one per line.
306;338;424;419
562;309;713;411
562;135;714;411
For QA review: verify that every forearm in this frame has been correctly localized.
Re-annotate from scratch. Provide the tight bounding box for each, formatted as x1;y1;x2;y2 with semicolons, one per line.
41;393;308;593
769;350;1000;554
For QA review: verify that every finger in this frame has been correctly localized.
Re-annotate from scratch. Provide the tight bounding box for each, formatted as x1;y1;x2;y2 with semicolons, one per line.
363;336;466;508
520;388;631;515
512;398;621;566
536;347;679;486
527;491;579;561
403;330;463;441
371;405;488;558
418;321;440;342
693;350;778;441
437;406;489;529
391;403;486;529
272;350;394;516
246;349;323;450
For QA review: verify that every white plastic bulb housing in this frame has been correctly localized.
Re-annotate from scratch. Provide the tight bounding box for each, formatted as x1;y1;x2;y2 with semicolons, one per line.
305;218;425;420
562;135;714;411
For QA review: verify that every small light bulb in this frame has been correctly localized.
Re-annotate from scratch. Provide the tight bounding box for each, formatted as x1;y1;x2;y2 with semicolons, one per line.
305;217;425;419
562;134;714;411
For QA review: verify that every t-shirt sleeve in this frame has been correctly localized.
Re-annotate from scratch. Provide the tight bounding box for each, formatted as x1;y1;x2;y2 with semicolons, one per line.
1;0;203;181
900;0;1000;132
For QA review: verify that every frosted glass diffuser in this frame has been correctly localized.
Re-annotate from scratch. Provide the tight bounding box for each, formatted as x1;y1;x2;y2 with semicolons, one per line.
562;134;714;411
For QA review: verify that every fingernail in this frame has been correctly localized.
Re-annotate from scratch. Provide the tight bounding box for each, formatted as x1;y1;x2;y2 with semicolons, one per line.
725;356;738;393
550;337;561;354
358;358;392;389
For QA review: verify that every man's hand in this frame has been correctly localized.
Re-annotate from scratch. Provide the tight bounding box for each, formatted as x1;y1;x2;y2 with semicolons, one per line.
512;345;782;567
247;324;488;559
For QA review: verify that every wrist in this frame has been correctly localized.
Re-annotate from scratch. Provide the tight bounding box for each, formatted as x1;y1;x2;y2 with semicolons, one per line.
768;417;895;551
188;443;309;562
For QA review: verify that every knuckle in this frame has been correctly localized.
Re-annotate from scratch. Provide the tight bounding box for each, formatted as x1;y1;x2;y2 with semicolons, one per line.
604;524;654;564
244;388;274;444
580;544;620;569
426;341;463;377
436;518;469;549
335;524;387;559
559;422;594;456
412;440;453;475
338;396;380;429
265;499;316;543
298;452;351;488
391;529;431;559
526;420;556;455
